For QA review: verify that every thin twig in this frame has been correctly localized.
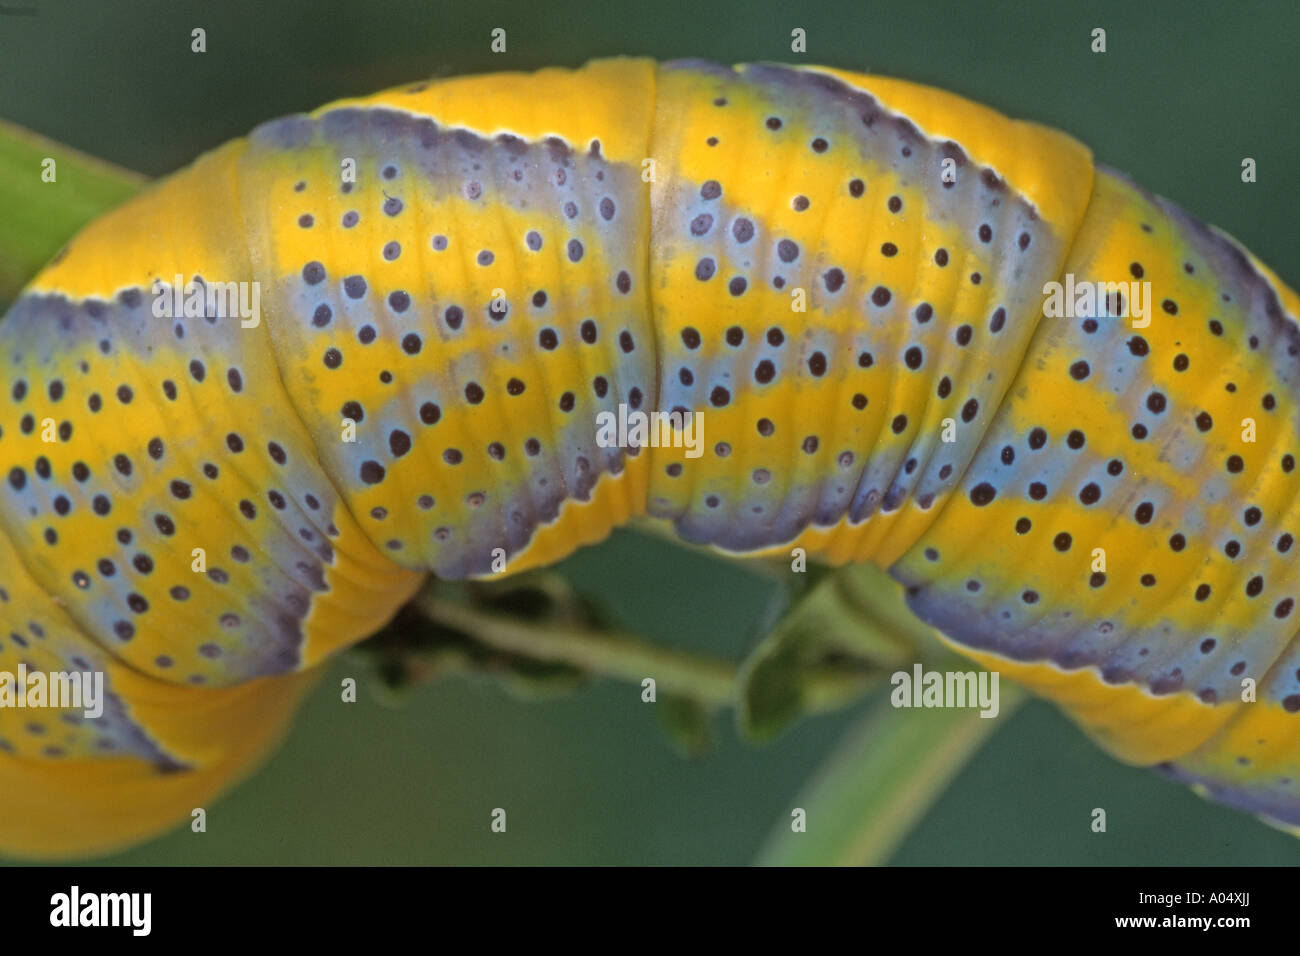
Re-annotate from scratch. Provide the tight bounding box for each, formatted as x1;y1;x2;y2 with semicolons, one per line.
415;595;877;711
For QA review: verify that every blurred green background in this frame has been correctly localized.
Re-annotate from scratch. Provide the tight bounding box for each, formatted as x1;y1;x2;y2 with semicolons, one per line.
1;0;1297;864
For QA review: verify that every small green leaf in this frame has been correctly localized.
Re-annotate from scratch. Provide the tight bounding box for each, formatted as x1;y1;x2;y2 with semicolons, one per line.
736;564;927;742
655;695;713;757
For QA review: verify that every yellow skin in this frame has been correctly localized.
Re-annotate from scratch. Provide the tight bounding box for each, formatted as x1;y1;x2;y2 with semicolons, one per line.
1;59;1297;857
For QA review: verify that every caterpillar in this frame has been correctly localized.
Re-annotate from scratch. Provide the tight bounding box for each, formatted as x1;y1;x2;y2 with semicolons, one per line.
2;57;1297;859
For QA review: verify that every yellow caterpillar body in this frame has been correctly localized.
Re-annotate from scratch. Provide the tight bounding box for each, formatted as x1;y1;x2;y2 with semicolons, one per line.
2;59;1297;857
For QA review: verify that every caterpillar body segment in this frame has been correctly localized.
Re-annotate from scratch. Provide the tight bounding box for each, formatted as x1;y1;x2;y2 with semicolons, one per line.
0;662;320;859
246;59;661;580
646;61;1093;566
891;166;1300;824
0;58;1296;857
6;146;425;688
0;439;322;859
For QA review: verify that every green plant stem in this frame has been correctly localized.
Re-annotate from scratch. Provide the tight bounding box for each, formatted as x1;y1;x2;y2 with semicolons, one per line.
0;118;144;302
415;594;875;710
756;676;1026;866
